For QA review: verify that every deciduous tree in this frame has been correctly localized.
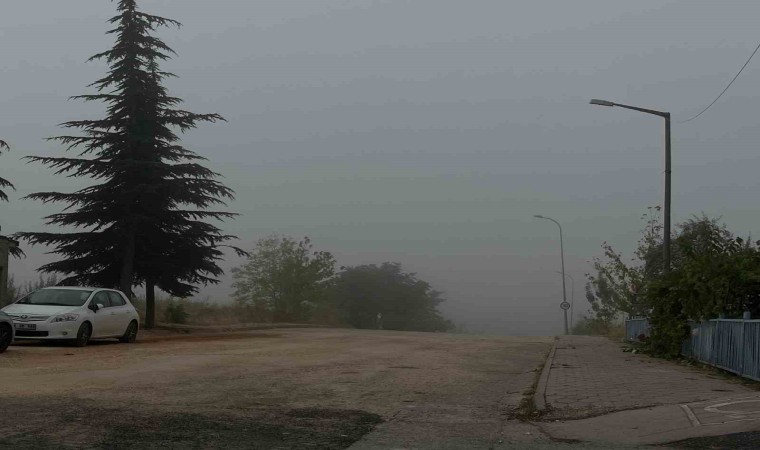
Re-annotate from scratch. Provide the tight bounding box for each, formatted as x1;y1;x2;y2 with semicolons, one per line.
585;207;661;323
646;216;760;355
589;209;760;356
331;262;453;332
232;236;336;322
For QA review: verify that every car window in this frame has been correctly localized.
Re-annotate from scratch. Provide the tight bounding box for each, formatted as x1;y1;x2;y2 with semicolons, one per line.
93;292;112;308
107;291;126;306
17;289;93;307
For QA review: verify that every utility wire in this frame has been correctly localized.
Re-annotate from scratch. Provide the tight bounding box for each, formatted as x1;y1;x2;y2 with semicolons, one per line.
679;41;760;124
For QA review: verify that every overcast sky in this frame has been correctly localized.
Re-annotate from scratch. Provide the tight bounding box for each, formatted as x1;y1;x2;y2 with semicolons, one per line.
2;1;760;335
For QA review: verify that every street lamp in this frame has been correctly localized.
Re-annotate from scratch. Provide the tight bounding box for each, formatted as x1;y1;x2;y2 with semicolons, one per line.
534;214;569;335
589;99;671;273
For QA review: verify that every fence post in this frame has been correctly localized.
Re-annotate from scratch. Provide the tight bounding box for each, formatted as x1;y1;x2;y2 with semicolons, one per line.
740;320;746;376
711;321;719;365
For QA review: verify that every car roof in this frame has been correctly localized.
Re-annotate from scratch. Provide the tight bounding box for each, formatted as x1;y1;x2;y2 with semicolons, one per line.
40;286;105;291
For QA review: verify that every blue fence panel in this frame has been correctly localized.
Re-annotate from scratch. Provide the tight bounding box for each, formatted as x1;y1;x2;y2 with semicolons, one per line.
683;320;759;382
713;320;744;374
625;318;650;342
689;321;717;365
741;321;760;381
634;318;760;382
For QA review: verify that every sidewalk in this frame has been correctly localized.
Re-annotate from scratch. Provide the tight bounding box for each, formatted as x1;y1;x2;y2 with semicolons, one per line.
536;336;760;446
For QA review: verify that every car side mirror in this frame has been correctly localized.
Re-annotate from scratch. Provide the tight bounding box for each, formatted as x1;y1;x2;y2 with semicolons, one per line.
90;303;100;312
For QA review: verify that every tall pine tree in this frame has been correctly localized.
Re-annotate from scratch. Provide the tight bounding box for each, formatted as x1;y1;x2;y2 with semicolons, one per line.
0;140;12;203
17;0;240;327
1;140;23;258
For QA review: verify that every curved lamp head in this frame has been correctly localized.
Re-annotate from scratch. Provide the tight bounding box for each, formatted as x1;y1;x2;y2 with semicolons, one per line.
590;99;615;107
533;214;545;219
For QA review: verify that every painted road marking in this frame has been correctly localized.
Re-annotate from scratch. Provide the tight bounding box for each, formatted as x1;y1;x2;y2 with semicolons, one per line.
681;396;760;427
704;399;760;416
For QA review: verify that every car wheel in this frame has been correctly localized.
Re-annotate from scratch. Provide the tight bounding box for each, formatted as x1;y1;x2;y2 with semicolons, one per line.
0;324;12;353
73;322;92;347
119;321;138;343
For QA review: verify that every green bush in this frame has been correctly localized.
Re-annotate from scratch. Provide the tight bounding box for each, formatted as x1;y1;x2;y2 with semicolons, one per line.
163;299;189;324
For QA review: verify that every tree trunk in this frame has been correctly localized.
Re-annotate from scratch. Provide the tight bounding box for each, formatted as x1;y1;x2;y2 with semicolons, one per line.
145;279;155;329
119;230;135;297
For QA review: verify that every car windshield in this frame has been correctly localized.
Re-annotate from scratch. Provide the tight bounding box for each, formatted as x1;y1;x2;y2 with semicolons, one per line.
16;289;93;307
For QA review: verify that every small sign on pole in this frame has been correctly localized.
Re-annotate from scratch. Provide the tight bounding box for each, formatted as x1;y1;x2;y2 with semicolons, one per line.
560;301;571;310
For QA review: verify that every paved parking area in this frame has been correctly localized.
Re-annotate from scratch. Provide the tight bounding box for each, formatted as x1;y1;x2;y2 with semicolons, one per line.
0;328;551;449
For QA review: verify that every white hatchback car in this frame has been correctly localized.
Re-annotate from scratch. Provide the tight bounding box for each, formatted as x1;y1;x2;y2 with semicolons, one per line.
0;311;13;353
1;287;139;347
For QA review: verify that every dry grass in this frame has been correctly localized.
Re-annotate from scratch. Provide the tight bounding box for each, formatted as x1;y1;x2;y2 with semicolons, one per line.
131;297;346;328
132;297;269;326
571;317;626;339
606;324;626;340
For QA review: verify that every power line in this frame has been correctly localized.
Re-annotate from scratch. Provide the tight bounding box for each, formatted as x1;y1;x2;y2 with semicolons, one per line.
679;41;760;124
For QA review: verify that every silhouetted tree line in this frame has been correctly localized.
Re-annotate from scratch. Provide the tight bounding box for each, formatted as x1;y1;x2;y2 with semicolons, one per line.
232;236;454;332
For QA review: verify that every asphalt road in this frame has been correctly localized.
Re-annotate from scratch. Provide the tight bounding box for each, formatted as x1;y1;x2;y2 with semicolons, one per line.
0;328;552;449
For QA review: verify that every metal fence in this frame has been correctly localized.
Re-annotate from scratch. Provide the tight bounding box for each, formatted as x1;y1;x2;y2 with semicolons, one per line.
625;317;650;342
626;317;760;382
683;319;760;382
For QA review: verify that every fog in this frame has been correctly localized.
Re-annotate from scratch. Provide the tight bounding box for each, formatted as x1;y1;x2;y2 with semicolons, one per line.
2;1;760;335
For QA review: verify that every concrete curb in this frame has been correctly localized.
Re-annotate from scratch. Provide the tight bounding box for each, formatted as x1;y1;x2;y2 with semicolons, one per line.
533;337;558;412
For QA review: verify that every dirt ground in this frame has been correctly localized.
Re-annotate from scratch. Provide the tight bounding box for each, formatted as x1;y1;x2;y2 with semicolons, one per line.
0;328;551;449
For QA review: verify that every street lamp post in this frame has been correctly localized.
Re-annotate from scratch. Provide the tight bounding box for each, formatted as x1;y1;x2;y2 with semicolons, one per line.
589;99;671;273
534;215;569;335
556;271;575;333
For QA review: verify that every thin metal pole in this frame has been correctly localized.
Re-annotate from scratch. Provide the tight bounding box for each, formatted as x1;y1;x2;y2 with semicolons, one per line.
536;215;569;335
556;271;575;333
663;114;671;274
569;274;574;332
558;221;568;335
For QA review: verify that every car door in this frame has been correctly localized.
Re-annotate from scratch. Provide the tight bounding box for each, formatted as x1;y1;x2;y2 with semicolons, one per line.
90;291;117;337
106;291;133;335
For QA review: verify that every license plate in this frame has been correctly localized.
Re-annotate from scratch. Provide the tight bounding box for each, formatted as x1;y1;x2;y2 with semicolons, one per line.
14;323;36;331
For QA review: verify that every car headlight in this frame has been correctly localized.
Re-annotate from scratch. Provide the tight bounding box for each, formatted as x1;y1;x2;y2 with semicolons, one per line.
52;314;79;323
